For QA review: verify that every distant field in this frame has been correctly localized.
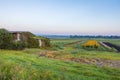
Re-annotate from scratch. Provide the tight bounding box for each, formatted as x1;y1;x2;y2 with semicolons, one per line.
51;38;120;46
51;38;81;45
96;38;120;45
51;38;120;52
50;38;120;60
0;38;120;80
50;38;88;47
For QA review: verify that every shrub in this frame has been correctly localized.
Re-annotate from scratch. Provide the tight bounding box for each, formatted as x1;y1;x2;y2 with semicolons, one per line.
11;41;26;50
27;37;39;48
82;40;100;49
41;38;50;48
0;29;13;49
45;38;50;47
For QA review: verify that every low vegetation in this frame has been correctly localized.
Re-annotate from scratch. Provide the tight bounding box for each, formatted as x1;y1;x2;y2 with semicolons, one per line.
0;29;13;49
0;38;120;80
0;49;120;80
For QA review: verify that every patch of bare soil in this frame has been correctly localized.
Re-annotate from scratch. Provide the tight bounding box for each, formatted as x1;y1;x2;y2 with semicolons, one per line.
38;51;120;68
70;58;120;68
97;59;120;68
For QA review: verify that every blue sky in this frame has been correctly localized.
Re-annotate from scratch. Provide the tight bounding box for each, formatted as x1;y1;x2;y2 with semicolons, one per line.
0;0;120;35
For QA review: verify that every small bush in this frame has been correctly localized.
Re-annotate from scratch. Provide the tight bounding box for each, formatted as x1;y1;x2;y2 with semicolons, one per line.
27;37;39;48
11;41;26;50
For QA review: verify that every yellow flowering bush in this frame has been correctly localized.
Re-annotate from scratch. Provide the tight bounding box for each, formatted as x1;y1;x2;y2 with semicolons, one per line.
82;40;100;48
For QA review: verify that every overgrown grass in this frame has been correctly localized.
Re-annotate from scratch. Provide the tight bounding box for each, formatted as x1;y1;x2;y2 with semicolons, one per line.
0;49;120;80
0;38;120;80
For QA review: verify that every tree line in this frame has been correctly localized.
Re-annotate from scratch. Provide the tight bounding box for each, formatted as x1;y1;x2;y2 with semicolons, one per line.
70;35;120;39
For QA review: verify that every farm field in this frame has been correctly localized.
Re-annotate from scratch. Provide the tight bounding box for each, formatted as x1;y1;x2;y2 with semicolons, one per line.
96;38;120;45
0;38;120;80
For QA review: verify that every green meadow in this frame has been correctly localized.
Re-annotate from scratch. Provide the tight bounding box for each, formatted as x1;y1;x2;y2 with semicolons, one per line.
0;38;120;80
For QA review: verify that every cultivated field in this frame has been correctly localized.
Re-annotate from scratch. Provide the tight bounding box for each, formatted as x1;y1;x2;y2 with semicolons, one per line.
0;38;120;80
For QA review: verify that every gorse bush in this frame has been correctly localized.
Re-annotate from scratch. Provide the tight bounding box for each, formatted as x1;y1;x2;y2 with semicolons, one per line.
43;38;50;47
12;41;26;50
82;40;100;49
0;29;26;50
0;29;13;49
27;37;39;48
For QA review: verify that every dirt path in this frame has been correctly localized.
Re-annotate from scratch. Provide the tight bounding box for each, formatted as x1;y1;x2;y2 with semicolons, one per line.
38;51;120;68
70;58;120;68
64;41;83;46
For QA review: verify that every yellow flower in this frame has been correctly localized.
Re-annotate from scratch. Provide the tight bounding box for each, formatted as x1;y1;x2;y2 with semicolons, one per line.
82;40;100;48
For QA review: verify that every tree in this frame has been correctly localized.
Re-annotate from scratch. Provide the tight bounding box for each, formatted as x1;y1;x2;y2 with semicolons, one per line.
0;29;13;49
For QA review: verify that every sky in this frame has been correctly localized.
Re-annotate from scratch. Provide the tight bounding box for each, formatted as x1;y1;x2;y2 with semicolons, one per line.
0;0;120;35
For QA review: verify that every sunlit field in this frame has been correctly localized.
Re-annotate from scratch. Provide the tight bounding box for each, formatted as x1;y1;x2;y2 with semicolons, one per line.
0;0;120;80
0;38;120;80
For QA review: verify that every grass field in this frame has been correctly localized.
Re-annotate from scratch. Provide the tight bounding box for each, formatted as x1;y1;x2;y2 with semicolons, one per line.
96;38;120;45
0;38;120;80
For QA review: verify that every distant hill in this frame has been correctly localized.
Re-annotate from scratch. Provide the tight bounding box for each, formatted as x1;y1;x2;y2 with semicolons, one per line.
70;35;120;39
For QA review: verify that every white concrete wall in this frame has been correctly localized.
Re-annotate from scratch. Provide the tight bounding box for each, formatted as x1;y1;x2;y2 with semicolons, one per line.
17;33;20;41
39;39;42;47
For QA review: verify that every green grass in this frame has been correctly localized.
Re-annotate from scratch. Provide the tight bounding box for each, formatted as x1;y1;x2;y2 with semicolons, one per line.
50;38;120;60
0;38;120;80
96;38;120;45
0;49;120;80
67;48;120;60
50;38;82;46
